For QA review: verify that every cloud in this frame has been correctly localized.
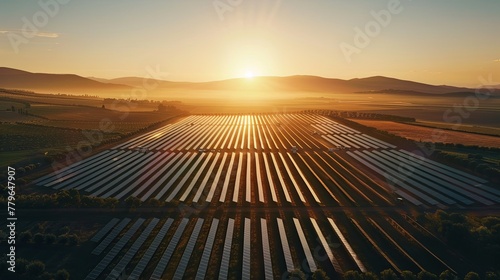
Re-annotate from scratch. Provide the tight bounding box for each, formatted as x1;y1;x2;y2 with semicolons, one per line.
0;30;60;38
36;32;59;38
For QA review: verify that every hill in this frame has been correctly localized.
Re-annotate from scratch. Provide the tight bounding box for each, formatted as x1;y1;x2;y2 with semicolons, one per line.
3;67;499;95
0;67;131;94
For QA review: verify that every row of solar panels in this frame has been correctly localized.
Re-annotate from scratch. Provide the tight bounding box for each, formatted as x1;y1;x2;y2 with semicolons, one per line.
347;149;497;206
87;216;365;279
113;114;335;151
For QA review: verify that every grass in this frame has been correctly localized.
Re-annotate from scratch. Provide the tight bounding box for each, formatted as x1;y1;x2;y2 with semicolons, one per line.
412;121;500;137
0;123;121;152
350;119;500;148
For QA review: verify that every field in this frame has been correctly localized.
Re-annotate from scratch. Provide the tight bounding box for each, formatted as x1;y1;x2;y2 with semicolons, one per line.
15;113;500;279
0;91;186;170
2;90;499;279
349;119;500;148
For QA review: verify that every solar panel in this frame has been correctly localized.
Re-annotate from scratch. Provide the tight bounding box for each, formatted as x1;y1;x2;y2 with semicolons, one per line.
179;153;214;201
113;152;177;199
277;218;294;272
85;218;145;280
246;153;252;203
173;219;204;279
219;153;236;202
219;218;235;279
293;218;317;272
150;218;189;280
232;153;243;202
91;152;160;197
106;218;159;280
270;153;292;203
328;218;367;272
34;150;111;185
206;153;228;202
286;152;321;203
91;218;120;242
195;219;219;280
242;218;251;279
127;218;174;280
193;153;221;202
92;218;131;255
261;219;273;280
364;151;456;204
310;218;342;273
278;152;306;202
262;153;278;202
347;151;437;205
166;153;206;201
374;150;492;205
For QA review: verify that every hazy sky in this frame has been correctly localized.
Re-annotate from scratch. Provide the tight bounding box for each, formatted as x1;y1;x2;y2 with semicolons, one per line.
1;0;499;86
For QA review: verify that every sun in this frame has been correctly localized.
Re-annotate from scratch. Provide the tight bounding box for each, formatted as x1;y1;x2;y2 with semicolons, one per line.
245;70;255;79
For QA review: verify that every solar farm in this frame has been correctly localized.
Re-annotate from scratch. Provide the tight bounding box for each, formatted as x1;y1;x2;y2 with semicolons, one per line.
33;113;500;279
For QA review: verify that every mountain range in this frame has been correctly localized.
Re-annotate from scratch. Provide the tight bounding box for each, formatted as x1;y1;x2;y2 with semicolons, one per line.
1;67;498;96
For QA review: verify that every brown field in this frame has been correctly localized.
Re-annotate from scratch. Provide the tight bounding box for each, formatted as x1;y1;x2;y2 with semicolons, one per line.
351;119;500;148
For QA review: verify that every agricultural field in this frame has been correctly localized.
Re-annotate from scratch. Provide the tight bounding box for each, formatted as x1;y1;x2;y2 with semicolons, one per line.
17;113;500;279
0;93;185;170
414;121;500;137
349;119;500;148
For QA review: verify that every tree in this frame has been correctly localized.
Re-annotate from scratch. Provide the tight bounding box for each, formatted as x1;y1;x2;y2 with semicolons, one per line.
439;270;457;280
380;269;399;280
19;231;32;244
464;272;480;280
313;269;330;280
16;258;29;274
343;270;363;280
418;271;438;280
401;271;417;280
125;196;142;209
363;272;380;280
33;233;45;245
67;234;80;246
485;272;499;280
57;234;68;245
287;269;306;280
26;260;45;277
45;233;57;244
55;269;70;280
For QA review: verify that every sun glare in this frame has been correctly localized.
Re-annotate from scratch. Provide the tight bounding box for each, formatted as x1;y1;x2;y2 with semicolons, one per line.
245;71;254;79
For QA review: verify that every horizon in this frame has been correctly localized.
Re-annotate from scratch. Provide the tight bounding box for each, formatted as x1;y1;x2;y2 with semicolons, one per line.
3;66;499;89
0;1;499;87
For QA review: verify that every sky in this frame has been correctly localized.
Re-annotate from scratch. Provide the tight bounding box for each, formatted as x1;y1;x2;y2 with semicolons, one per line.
0;0;499;86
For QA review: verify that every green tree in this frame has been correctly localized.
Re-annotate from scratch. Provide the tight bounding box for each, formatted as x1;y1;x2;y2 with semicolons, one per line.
55;269;70;280
26;260;45;277
439;270;457;280
287;269;306;280
464;272;480;280
380;269;399;280
45;233;57;244
125;196;142;209
67;234;80;246
418;271;438;280
485;271;499;280
33;233;45;245
313;269;330;280
57;234;68;245
363;272;379;280
16;258;29;274
19;231;33;244
344;270;363;280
